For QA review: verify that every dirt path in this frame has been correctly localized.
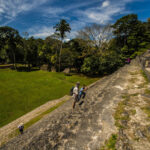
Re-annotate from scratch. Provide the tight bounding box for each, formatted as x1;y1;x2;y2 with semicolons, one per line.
1;58;150;150
0;95;70;146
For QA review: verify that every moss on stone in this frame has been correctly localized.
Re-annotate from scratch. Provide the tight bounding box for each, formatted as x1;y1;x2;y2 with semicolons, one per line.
130;109;136;115
114;95;130;129
145;89;150;95
100;134;118;150
142;107;150;118
141;70;149;84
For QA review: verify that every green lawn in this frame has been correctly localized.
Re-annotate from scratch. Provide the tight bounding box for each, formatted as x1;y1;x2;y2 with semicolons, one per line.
0;69;99;127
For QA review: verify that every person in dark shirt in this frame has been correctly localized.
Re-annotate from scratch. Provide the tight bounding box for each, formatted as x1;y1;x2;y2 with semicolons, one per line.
18;123;24;134
78;85;86;100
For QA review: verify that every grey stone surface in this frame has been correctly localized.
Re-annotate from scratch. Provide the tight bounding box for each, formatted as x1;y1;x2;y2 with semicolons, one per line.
1;56;149;150
137;51;150;81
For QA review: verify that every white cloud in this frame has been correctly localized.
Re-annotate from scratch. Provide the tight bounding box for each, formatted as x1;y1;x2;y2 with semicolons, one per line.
64;0;100;12
64;38;70;42
28;26;55;38
0;0;139;39
42;7;63;16
102;1;110;7
0;8;4;13
41;0;100;20
32;32;51;38
29;0;138;39
0;0;50;25
74;0;137;25
28;24;76;39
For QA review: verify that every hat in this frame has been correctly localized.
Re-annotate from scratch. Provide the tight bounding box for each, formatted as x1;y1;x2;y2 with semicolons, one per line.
76;81;80;85
18;122;24;128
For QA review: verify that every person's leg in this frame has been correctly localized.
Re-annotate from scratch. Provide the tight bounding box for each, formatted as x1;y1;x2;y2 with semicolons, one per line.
82;92;86;99
19;128;23;134
72;100;76;109
73;95;78;109
19;129;21;134
78;94;81;101
21;129;23;134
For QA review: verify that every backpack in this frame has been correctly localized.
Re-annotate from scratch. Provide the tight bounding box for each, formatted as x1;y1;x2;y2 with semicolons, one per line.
70;86;74;96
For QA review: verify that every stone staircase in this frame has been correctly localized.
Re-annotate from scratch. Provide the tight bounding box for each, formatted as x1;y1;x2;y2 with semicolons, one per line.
0;60;142;150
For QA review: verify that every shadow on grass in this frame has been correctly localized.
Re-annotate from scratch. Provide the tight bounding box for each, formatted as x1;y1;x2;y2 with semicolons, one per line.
11;66;40;72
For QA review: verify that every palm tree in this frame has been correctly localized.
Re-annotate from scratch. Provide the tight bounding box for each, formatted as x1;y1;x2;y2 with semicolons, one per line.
54;19;71;72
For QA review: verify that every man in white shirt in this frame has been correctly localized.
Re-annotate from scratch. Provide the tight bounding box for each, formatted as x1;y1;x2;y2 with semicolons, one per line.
72;82;80;109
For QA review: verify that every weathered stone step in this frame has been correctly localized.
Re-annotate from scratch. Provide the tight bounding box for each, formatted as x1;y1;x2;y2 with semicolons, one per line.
0;60;142;150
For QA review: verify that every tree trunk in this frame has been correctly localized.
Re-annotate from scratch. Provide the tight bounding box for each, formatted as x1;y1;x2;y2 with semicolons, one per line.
59;40;63;72
28;63;31;71
56;44;58;71
12;50;17;70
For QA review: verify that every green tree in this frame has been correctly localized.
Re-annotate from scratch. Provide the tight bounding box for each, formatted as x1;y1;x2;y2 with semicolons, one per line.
35;38;44;66
144;18;150;48
38;36;61;71
45;36;61;70
70;38;95;72
24;37;38;71
113;14;139;48
113;14;146;58
0;45;9;63
54;19;71;72
81;56;100;75
0;26;21;69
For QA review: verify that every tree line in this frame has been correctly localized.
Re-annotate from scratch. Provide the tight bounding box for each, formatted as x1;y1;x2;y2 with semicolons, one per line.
0;14;150;75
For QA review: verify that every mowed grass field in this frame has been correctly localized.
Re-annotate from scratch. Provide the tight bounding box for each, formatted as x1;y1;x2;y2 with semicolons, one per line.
0;69;99;127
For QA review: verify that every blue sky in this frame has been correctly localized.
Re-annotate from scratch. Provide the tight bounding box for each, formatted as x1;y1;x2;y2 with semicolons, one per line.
0;0;150;39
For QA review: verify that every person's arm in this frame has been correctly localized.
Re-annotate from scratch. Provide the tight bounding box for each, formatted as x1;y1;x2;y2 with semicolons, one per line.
84;87;88;91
